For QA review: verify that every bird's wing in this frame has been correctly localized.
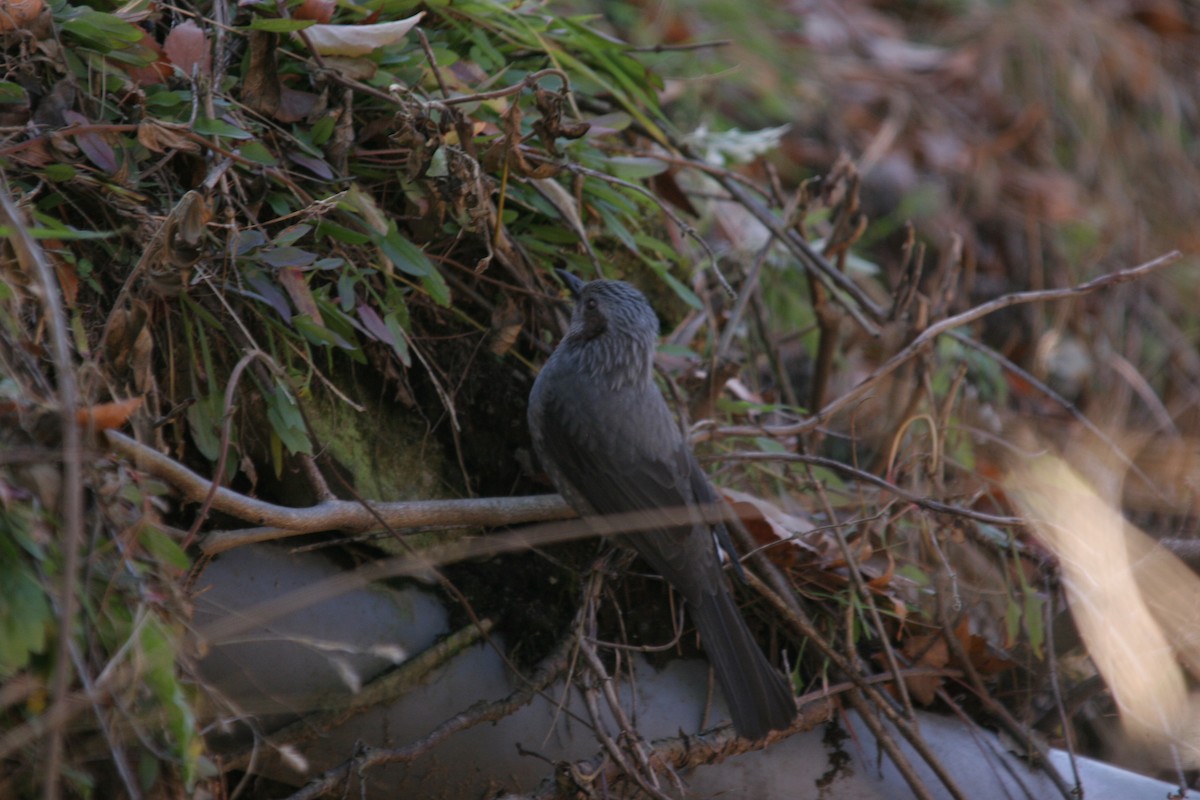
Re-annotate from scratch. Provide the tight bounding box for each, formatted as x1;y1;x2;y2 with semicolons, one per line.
532;381;725;584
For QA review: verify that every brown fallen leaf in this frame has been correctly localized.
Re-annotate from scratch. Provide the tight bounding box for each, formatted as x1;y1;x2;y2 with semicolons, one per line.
75;397;143;432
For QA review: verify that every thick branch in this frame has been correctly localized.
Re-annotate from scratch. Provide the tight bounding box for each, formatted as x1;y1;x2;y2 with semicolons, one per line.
104;430;573;553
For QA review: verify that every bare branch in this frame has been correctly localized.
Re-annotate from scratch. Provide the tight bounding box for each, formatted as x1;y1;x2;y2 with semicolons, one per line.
706;250;1182;441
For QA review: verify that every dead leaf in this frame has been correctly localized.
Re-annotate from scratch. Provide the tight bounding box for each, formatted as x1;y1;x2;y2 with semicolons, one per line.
488;296;523;356
277;267;322;323
62;110;118;173
720;487;816;570
899;632;949;705
51;247;78;309
75;397;143;431
300;12;424;57
0;0;43;33
955;618;1016;677
294;0;335;23
243;31;281;118
164;20;212;80
130;324;153;393
137;120;202;154
277;87;319;124
125;30;172;86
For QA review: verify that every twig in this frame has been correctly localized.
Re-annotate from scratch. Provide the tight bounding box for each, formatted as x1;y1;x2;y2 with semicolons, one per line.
0;179;84;800
221;619;497;771
104;429;573;551
844;691;947;800
714;188;802;362
706;168;885;334
716;451;1021;527
184;350;277;546
497;701;832;800
283;634;576;800
741;568;971;799
416;28;450;99
626;39;732;53
541;156;734;295
577;641;671;800
706;250;1182;441
440;69;570;107
950;330;1168;506
68;643;141;800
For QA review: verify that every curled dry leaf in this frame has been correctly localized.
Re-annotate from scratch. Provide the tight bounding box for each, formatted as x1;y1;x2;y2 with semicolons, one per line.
137;120;202;154
488;296;523;357
896;632;948;706
0;0;43;32
75;397;144;432
299;12;424;57
720;487;816;567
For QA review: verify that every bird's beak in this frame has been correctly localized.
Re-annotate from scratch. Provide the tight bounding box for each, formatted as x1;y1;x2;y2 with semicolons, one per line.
555;269;587;299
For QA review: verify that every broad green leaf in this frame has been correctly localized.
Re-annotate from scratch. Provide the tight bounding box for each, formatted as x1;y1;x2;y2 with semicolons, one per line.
193;117;254;139
59;7;145;50
422;268;451;307
602;155;668;180
236;140;278;165
0;82;28;104
380;225;433;277
139;525;190;570
185;393;224;462
272;224;313;246
265;384;313;455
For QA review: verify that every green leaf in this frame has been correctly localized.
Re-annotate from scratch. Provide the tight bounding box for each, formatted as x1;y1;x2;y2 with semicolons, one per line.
185;393;224;462
421;268;451;307
236;139;278;166
384;312;411;367
379;224;433;277
316;220;370;245
0;546;52;677
753;436;791;454
602;155;668;180
139;619;201;789
139;525;190;570
273;224;313;246
1024;590;1045;659
59;6;145;50
261;245;318;268
0;82;28;104
43;164;77;181
0;225;112;241
896;564;932;588
293;314;352;350
310;115;335;147
193;117;254;139
146;89;189;110
265;384;313;455
645;262;702;310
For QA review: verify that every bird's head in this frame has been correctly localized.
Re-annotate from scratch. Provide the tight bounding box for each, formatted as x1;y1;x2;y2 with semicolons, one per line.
557;270;660;344
554;270;660;386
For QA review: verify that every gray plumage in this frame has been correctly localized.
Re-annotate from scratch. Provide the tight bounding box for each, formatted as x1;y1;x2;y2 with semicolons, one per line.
528;271;795;739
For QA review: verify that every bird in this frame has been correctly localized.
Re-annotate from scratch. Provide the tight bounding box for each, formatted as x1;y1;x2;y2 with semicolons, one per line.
527;270;796;739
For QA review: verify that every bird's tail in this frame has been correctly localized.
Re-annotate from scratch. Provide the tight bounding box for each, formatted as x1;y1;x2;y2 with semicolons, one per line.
692;588;796;739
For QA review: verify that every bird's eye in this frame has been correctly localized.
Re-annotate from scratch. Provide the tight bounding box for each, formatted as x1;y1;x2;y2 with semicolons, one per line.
584;298;598;310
